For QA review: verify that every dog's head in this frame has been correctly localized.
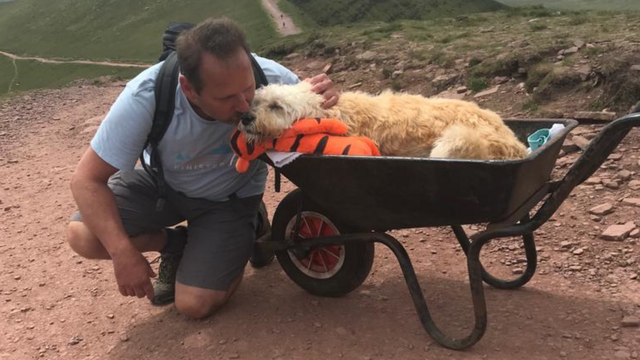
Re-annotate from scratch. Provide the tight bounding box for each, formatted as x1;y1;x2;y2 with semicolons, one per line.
238;82;325;142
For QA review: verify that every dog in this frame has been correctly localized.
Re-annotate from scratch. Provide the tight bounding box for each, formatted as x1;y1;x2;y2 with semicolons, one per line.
239;82;528;160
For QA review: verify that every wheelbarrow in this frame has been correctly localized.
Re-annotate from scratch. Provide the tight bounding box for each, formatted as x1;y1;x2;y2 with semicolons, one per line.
256;111;640;350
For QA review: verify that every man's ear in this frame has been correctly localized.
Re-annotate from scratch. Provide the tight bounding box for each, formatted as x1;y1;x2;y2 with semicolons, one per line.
179;75;199;105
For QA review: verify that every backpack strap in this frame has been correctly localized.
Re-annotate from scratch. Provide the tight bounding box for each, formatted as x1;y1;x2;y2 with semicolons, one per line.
141;51;180;211
143;51;269;211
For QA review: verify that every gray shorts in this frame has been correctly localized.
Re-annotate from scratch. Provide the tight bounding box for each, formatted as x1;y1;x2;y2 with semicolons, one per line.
70;169;262;291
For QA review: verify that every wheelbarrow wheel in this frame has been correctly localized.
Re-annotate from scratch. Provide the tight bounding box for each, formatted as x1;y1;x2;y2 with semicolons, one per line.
272;189;375;297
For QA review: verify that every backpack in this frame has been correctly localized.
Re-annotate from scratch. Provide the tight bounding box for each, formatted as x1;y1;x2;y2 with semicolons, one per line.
141;22;269;211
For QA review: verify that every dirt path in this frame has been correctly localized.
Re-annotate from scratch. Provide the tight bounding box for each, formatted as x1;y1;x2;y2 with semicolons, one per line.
1;80;640;360
261;0;302;36
0;50;149;68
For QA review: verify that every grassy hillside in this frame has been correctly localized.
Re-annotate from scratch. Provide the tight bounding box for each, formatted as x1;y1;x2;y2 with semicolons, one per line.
0;57;142;96
287;0;507;26
497;0;640;11
0;0;279;63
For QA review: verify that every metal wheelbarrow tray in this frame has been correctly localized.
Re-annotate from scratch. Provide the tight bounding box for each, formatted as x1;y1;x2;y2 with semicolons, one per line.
259;114;640;350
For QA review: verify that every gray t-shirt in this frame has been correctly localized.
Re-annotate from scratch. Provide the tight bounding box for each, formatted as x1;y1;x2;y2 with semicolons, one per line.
91;54;299;201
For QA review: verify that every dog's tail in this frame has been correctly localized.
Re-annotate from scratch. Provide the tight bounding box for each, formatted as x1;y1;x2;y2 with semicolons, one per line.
430;125;528;160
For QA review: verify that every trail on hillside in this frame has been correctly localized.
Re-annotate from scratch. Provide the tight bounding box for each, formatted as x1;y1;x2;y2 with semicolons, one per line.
7;57;17;93
0;50;149;68
261;0;302;36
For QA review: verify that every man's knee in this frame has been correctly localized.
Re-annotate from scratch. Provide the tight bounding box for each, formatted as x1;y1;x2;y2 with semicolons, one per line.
66;221;109;259
174;285;232;319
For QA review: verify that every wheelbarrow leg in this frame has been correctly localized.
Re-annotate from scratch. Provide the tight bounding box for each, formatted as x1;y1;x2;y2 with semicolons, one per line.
293;232;487;349
452;218;537;289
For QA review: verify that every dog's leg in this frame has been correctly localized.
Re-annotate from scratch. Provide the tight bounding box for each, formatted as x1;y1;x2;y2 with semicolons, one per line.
431;125;528;160
430;125;491;159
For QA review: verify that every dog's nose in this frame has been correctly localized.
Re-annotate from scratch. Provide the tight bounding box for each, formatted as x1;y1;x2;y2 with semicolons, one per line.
240;113;255;126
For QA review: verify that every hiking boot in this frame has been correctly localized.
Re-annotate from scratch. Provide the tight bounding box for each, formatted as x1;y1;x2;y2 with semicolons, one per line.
249;201;275;268
151;226;188;306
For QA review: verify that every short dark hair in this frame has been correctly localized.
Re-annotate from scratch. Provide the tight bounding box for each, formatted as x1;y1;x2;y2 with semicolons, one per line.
176;18;251;93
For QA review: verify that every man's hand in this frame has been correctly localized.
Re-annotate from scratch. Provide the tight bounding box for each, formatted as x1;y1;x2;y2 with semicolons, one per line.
112;245;157;300
304;73;339;109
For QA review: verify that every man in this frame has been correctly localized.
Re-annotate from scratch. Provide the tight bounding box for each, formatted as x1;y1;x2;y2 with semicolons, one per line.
66;18;338;319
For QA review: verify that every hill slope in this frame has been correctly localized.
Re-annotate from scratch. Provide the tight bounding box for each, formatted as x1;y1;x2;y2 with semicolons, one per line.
0;0;279;62
287;0;507;26
497;0;640;11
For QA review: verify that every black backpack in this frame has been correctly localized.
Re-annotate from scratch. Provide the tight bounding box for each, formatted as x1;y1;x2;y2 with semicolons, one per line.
141;22;269;211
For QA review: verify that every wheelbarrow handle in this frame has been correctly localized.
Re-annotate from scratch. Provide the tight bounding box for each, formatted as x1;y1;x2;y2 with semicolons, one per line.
528;112;640;230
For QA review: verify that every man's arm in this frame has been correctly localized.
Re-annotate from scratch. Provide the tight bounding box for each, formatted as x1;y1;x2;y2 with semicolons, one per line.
71;144;156;300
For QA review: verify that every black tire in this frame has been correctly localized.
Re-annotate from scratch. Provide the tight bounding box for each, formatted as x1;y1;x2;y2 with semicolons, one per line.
272;189;375;297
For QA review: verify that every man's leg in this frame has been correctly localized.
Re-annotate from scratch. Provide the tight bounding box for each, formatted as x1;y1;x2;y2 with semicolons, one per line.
66;169;186;303
173;194;262;319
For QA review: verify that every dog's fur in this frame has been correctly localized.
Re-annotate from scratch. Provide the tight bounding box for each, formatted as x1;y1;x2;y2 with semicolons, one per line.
240;82;528;159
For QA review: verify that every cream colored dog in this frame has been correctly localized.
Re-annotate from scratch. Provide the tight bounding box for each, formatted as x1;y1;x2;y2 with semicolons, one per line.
239;82;528;159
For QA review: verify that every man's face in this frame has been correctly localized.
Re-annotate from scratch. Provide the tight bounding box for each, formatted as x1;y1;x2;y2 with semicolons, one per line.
180;48;255;125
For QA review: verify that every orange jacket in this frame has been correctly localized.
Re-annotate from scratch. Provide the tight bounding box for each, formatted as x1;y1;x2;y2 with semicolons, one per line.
229;118;380;173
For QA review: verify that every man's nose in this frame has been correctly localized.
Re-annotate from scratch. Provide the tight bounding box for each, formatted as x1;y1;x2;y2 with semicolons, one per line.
240;113;256;126
234;94;250;113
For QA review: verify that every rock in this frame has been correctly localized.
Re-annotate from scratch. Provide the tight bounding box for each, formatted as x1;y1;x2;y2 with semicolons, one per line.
573;111;617;122
562;139;579;153
575;65;592;81
356;51;377;61
631;65;640;72
601;222;637;241
68;336;83;345
623;198;640;207
585;176;602;185
616;170;632;181
628;180;640;190
616;351;632;359
572;135;590;151
474;86;500;98
347;82;362;89
322;63;333;74
391;70;403;79
589;203;614;215
622;316;640;327
494;76;510;84
573;248;584;255
283;53;301;61
564;46;579;54
574;40;585;49
305;60;324;70
609;153;623;161
435;90;466;100
631;229;640;238
604;180;620;190
456;86;468;94
431;74;458;89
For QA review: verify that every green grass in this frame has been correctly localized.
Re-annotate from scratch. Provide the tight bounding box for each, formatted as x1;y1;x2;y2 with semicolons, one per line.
0;0;279;63
496;0;640;11
286;0;506;26
0;58;142;97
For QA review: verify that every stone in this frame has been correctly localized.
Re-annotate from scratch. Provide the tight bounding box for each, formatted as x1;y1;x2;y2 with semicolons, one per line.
572;135;590;151
589;203;614;215
623;198;640;207
631;65;640;72
356;51;377;61
600;222;637;241
585;176;602;185
564;46;579;54
622;316;640;327
628;180;640;190
474;86;499;98
617;170;632;181
573;111;617;122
